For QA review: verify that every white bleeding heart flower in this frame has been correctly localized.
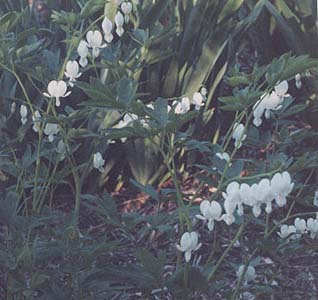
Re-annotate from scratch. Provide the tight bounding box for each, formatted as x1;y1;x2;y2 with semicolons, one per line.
216;152;230;162
294;217;307;234
121;1;133;23
77;40;89;67
237;265;256;283
93;152;105;172
86;30;106;58
222;181;241;224
254;178;274;216
192;92;205;110
114;113;138;142
295;73;302;89
278;224;296;239
307;218;318;239
200;87;207;98
44;123;59;142
43;80;71;107
232;123;246;149
11;102;16;113
20;104;28;125
102;17;114;43
176;232;201;262
174;97;190;114
253;81;290;127
115;12;125;37
65;61;82;87
32;110;41;133
271;171;294;207
314;190;318;207
196;200;222;231
252;99;264;127
274;80;289;97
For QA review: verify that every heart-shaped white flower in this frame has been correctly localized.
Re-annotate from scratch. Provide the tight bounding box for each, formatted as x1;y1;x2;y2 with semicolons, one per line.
196;200;222;231
102;17;114;43
176;232;201;262
43;80;71;107
65;61;82;87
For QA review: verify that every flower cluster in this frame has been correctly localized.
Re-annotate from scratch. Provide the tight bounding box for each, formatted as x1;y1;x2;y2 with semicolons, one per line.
278;215;318;240
173;87;206;115
222;172;294;225
253;80;290;127
77;2;132;67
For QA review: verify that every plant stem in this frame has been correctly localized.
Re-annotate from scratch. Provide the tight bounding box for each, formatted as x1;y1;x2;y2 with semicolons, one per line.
207;223;245;281
231;248;258;300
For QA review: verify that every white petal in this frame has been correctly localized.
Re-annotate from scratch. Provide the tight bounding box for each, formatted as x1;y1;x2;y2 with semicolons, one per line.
275;80;288;96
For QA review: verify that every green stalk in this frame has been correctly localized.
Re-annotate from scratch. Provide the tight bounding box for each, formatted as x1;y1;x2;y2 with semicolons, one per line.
231;248;258;300
207;223;245;281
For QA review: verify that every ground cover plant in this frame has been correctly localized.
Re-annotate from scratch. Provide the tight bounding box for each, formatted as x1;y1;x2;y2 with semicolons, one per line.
1;0;318;299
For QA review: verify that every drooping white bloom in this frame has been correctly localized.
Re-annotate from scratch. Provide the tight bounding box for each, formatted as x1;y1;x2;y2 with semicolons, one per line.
115;12;125;37
115;113;138;142
216;152;230;162
11;102;16;113
275;80;289;97
77;40;89;67
86;30;106;58
237;265;256;283
307;218;318;239
176;232;201;262
254;178;274;216
93;152;105;172
43;80;71;107
44;123;59;142
232;123;247;149
192;92;205;110
252;99;265;127
253;81;290;127
295;73;302;89
270;171;294;207
222;181;241;224
65;61;82;87
278;224;296;239
200;87;207;99
116;113;138;129
294;217;307;234
32;110;41;133
196;200;222;231
174;97;190;114
314;190;318;207
20;105;28;125
102;17;114;43
121;1;133;23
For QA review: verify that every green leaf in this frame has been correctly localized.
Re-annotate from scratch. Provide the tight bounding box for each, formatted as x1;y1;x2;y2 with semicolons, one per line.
218;0;245;23
140;0;173;29
130;179;159;201
0;12;21;35
0;192;19;226
80;0;105;17
136;248;166;282
265;1;304;54
116;76;137;105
